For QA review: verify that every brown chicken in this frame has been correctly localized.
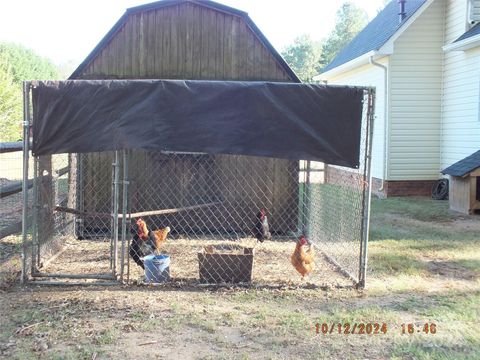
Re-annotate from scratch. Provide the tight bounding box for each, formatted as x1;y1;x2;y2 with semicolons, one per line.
129;219;171;269
291;235;315;278
151;227;171;253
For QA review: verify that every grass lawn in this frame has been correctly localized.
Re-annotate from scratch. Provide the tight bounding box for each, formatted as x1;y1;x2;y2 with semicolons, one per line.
0;197;479;359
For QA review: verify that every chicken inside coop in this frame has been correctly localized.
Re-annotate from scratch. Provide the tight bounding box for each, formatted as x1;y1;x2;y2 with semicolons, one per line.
291;235;315;279
253;208;272;243
129;218;171;269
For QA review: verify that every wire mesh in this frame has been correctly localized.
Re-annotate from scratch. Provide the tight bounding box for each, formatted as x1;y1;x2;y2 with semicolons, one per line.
309;91;374;282
26;88;374;287
25;152;115;281
0;150;31;238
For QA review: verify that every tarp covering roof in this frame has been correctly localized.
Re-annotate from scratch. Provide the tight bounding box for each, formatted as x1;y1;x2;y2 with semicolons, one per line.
32;80;366;168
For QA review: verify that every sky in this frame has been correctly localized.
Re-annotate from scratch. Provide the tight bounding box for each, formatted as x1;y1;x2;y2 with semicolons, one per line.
0;0;385;67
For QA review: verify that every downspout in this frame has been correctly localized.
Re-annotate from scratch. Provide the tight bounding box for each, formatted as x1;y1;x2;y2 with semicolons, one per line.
369;55;388;192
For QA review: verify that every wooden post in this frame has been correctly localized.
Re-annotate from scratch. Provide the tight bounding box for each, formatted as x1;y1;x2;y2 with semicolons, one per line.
66;154;78;235
38;155;55;253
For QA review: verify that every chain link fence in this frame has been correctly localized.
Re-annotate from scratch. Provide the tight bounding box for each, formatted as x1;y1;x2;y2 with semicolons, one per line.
24;88;374;287
0;146;32;239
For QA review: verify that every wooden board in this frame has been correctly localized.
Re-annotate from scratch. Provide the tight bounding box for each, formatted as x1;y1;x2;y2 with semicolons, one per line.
449;176;473;215
198;245;253;283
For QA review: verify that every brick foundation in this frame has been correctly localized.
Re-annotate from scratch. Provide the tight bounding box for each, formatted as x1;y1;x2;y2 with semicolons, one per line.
381;179;436;197
326;166;436;198
326;166;364;188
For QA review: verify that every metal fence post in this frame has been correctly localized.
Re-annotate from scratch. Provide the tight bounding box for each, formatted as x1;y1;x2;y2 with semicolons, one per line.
76;154;84;238
305;160;311;238
32;156;39;274
358;89;375;288
112;151;120;275
120;150;129;282
21;82;31;284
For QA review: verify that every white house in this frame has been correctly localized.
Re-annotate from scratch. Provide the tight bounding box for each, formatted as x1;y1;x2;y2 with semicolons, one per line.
315;0;480;197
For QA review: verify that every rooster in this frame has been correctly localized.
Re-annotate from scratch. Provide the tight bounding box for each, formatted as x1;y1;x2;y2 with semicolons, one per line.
253;208;271;242
129;218;171;269
291;235;315;278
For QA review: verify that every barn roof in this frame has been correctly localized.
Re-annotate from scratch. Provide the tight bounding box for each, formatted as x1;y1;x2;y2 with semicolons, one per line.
70;0;300;82
442;150;480;177
322;0;427;73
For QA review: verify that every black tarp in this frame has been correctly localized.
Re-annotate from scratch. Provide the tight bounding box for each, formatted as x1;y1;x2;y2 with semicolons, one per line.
32;80;365;167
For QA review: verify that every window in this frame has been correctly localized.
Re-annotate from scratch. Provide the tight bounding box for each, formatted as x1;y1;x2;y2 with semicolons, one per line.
468;0;480;26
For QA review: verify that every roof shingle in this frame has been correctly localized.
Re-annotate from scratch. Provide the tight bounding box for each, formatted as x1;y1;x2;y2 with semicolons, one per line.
322;0;426;73
442;150;480;177
453;23;480;43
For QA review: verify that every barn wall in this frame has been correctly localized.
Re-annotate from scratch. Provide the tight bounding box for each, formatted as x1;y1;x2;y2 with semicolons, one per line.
74;2;298;236
77;3;292;81
127;152;298;234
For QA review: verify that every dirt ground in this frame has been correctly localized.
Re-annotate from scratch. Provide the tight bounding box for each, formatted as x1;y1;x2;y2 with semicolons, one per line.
31;236;352;289
1;198;479;360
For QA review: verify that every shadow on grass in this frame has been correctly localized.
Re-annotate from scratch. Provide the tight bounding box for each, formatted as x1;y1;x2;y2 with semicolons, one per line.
371;197;458;222
368;252;428;276
425;259;480;280
370;220;478;242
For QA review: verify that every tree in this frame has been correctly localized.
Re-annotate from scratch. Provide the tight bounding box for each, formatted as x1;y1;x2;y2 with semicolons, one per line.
281;35;323;82
0;58;22;141
321;2;368;68
0;42;59;141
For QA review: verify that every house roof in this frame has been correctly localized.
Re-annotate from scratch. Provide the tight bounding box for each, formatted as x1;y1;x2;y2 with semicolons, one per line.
442;150;480;177
453;23;480;43
322;0;427;73
70;0;300;82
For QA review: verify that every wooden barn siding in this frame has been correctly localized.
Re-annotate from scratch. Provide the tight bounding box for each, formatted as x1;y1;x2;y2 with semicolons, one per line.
80;4;291;81
126;152;298;234
75;3;298;235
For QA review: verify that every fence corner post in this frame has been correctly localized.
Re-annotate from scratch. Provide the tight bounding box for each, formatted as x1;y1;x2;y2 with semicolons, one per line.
21;81;31;285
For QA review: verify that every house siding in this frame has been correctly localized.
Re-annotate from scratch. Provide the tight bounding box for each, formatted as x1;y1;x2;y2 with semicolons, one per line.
441;0;480;170
322;58;388;180
388;0;445;181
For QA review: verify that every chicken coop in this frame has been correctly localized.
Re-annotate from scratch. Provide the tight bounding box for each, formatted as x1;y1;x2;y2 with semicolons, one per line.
20;0;375;288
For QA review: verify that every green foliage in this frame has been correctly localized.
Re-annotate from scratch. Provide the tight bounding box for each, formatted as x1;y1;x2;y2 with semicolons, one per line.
281;35;323;82
0;42;59;141
321;2;368;68
0;57;22;141
281;2;368;80
0;42;59;83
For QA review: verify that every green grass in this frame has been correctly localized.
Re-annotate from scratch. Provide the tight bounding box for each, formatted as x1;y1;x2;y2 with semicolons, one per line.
372;197;456;222
365;197;480;360
368;196;480;279
96;328;119;345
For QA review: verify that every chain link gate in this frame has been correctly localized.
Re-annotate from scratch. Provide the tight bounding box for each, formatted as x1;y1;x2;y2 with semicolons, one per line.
23;87;374;287
121;88;374;287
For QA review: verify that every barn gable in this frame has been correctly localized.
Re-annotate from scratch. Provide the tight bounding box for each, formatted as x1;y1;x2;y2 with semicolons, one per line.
70;0;299;82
